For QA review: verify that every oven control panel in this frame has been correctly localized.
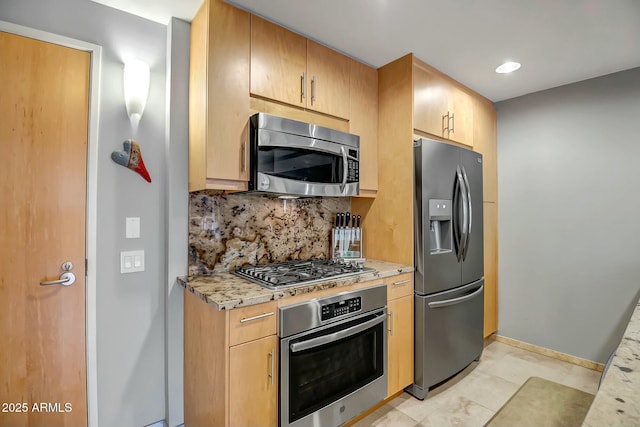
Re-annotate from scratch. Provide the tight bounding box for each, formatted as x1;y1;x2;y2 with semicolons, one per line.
321;296;362;321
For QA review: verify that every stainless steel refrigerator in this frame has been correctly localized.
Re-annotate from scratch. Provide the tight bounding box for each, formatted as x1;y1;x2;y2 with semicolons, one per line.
406;137;484;400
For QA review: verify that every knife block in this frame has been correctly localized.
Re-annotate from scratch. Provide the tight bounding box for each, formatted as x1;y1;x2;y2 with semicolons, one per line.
331;227;363;260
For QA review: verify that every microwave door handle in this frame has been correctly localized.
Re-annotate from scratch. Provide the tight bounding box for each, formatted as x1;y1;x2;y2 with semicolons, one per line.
340;146;348;192
290;314;384;353
259;130;343;156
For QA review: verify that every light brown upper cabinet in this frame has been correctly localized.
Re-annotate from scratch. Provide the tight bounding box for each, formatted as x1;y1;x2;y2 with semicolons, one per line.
473;97;497;203
189;0;250;191
413;60;474;147
349;59;378;196
250;16;351;119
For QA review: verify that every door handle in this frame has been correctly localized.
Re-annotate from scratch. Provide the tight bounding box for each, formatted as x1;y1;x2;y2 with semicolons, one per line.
239;312;274;323
442;112;450;134
301;72;307;102
456;165;469;261
427;284;483;308
340;146;348;193
268;348;275;385
40;272;76;286
461;166;473;261
311;75;317;104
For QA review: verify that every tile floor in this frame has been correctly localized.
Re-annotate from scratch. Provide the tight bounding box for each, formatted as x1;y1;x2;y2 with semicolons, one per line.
351;339;602;427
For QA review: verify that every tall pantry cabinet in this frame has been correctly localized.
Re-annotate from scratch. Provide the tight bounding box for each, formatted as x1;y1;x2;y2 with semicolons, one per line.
351;53;499;338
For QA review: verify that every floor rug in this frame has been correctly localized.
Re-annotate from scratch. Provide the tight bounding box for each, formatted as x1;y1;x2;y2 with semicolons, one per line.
484;376;595;427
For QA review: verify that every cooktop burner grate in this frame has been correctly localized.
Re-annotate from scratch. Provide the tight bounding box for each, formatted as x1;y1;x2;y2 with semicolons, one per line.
234;260;373;289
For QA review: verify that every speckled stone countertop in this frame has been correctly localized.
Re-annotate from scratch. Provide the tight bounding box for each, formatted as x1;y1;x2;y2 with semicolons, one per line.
582;298;640;426
177;260;413;310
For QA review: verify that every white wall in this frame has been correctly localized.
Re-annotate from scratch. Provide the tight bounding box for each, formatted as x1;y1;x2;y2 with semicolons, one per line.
496;67;640;363
0;0;173;425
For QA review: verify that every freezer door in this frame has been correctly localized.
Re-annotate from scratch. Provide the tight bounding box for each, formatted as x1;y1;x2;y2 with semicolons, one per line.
412;279;484;396
459;148;484;284
414;138;462;295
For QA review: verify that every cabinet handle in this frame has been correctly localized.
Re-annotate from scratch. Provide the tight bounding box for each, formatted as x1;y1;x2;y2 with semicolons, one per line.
311;75;317;104
239;312;274;323
392;279;410;287
240;138;246;173
301;72;306;102
442;112;450;134
268;348;275;384
388;311;394;336
450;112;455;133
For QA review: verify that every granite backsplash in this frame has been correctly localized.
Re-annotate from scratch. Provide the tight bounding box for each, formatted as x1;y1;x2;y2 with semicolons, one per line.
189;190;350;275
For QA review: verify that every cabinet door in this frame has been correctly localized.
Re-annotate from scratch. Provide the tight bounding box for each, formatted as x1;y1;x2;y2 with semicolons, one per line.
349;59;378;195
483;202;498;338
413;65;448;137
250;15;307;108
306;40;350;118
447;85;474;147
189;0;250;191
229;335;278;427
387;295;414;397
473;98;497;202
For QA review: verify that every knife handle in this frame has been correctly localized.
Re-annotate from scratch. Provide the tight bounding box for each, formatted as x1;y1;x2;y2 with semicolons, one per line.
356;215;361;228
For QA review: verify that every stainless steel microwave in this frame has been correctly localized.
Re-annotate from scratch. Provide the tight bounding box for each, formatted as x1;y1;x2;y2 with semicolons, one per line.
247;113;360;197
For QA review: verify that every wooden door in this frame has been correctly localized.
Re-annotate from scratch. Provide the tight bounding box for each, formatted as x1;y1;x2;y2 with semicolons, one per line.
0;32;89;426
413;64;448;137
306;40;350;118
250;15;307;108
473;97;497;202
447;85;474;147
387;295;414;397
189;0;250;192
349;59;378;196
483;202;498;338
229;336;278;427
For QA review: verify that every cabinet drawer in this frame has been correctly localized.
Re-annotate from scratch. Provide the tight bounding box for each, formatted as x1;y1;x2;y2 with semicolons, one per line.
229;301;277;346
386;273;414;300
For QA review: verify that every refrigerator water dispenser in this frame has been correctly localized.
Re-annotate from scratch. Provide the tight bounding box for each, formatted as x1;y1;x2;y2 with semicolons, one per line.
429;199;452;254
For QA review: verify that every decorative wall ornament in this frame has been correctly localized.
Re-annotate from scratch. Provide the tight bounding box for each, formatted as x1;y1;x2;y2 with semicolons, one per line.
111;139;152;182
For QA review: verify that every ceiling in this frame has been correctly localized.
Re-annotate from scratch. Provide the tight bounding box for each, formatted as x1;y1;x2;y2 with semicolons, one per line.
93;0;640;102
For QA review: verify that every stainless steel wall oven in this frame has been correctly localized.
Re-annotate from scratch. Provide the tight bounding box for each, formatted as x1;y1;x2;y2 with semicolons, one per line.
279;284;387;427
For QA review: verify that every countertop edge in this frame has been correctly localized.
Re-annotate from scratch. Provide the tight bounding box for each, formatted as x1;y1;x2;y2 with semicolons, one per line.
177;260;414;311
581;297;640;426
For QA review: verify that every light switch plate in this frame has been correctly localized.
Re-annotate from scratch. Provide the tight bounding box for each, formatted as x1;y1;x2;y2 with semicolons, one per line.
126;217;140;239
121;250;144;273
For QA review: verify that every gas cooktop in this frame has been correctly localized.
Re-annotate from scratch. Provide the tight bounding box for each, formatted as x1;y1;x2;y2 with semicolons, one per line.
234;260;374;290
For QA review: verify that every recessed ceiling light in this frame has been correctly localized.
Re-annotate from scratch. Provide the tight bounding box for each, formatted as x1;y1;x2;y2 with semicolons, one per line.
495;61;521;74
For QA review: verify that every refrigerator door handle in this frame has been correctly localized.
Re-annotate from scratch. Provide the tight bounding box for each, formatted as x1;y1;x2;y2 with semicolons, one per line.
461;166;473;261
452;170;462;260
456;165;469;261
427;284;484;309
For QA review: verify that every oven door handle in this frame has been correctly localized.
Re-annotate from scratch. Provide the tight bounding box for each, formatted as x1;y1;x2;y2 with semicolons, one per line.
290;313;385;353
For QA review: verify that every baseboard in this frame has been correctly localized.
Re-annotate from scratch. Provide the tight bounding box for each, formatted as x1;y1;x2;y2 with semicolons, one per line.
493;335;604;372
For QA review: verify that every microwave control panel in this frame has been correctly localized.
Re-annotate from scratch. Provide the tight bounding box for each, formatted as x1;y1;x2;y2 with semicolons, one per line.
321;296;362;321
347;149;359;183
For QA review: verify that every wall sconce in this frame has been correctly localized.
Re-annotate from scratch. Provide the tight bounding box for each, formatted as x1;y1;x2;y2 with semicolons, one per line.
123;59;150;130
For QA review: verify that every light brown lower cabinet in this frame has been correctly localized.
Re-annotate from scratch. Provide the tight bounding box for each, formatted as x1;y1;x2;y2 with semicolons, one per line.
385;273;414;398
387;294;414;397
184;292;278;427
229;336;278;427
